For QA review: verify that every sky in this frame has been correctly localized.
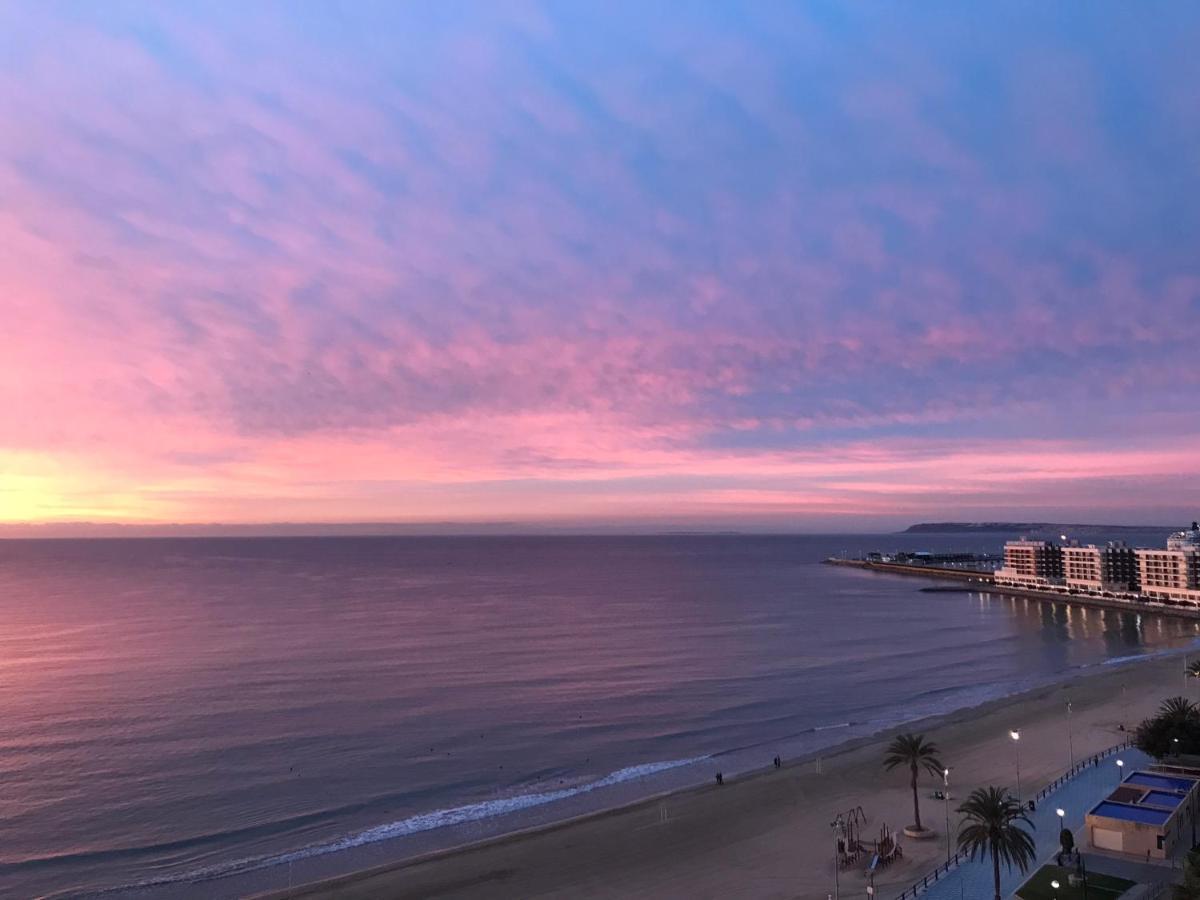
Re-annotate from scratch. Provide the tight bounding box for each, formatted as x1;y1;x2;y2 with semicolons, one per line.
2;2;1199;534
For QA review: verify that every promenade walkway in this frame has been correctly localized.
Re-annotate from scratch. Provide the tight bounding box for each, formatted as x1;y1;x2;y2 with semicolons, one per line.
901;746;1151;899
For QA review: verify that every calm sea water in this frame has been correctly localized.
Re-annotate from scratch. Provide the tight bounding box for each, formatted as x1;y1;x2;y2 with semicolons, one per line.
0;533;1192;898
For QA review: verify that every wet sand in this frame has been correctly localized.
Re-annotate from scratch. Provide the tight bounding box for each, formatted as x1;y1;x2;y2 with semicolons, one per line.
257;654;1188;900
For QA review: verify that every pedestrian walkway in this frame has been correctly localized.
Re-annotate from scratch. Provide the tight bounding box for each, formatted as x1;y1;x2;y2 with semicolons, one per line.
912;747;1151;899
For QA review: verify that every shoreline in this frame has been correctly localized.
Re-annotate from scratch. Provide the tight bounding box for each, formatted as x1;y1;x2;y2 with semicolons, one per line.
254;645;1198;900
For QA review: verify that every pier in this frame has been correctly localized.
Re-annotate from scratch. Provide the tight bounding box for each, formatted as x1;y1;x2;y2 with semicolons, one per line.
824;557;1200;620
825;557;996;583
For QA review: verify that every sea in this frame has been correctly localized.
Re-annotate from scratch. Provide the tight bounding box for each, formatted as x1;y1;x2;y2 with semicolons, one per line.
0;532;1192;898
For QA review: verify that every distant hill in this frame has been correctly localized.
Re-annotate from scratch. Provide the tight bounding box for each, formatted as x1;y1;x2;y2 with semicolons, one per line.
902;522;1175;535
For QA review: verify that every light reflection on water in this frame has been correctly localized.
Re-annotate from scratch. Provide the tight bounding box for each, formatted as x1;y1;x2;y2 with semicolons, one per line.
0;532;1192;898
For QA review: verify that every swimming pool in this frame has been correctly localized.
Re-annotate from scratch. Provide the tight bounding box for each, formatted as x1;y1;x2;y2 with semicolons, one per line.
1091;801;1172;825
1142;790;1186;809
1125;772;1198;792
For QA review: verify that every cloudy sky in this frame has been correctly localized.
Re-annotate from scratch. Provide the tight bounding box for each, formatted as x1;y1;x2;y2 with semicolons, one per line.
2;2;1199;532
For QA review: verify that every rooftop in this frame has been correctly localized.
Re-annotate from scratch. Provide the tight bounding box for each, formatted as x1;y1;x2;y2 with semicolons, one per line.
1087;768;1200;827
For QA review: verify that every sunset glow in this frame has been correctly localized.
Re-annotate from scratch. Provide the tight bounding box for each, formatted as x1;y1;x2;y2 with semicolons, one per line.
3;3;1199;532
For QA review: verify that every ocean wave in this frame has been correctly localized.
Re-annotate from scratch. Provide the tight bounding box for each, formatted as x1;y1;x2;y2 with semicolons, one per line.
1101;642;1200;667
77;755;709;897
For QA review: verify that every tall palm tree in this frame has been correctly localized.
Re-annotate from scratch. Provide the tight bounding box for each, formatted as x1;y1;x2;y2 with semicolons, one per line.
1162;696;1200;723
883;733;944;831
1189;662;1200;680
957;786;1036;900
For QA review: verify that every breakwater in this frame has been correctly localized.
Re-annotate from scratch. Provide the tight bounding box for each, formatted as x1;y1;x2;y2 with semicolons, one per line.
824;557;1200;620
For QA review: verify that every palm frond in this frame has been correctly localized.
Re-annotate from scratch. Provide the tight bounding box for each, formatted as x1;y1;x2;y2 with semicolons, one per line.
955;786;1037;875
882;733;944;772
1160;696;1199;721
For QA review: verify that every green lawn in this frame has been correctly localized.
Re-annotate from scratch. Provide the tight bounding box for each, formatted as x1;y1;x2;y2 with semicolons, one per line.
1015;864;1137;900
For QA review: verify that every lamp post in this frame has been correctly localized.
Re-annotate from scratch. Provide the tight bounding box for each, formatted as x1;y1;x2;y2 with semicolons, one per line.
1011;730;1022;805
830;817;840;900
832;840;839;900
1116;758;1125;784
1051;879;1060;900
1056;808;1066;863
944;768;951;864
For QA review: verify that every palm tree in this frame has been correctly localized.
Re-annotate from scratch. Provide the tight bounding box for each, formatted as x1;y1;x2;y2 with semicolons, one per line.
883;732;944;831
957;786;1036;900
1189;661;1200;680
1137;696;1200;757
1161;696;1199;722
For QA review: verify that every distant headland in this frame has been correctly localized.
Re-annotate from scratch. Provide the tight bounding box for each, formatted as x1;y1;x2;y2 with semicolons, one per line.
902;522;1175;535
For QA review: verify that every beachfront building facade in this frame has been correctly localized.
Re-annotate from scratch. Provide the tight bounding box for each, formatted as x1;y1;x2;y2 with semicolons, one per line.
1061;541;1139;595
1086;767;1200;860
1136;549;1200;605
995;524;1199;606
995;539;1064;588
1134;522;1200;605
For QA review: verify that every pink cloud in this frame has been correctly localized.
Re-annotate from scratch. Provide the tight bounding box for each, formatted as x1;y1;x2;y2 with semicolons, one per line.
3;4;1200;528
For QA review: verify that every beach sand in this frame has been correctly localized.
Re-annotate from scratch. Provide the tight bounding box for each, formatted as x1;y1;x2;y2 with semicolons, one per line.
258;652;1190;900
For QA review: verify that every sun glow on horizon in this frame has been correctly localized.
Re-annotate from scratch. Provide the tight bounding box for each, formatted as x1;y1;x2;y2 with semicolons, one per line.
2;4;1199;529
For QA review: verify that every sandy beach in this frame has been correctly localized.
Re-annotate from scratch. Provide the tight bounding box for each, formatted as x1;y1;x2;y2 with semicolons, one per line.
257;650;1193;900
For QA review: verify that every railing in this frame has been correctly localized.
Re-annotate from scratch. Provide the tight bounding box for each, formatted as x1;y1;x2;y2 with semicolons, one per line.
1033;740;1133;803
891;850;965;900
891;740;1135;899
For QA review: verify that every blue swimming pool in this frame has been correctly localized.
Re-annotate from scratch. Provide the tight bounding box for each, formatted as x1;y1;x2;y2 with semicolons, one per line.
1091;801;1172;825
1125;772;1197;792
1142;790;1186;808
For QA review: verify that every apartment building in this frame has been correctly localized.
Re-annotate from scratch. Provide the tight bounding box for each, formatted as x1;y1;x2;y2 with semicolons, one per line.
995;539;1064;588
996;526;1200;602
1136;535;1200;606
1061;541;1139;594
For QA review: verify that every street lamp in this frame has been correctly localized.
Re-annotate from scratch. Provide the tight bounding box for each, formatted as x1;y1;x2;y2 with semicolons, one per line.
1011;730;1022;805
1051;879;1060;900
830;817;841;900
943;768;951;864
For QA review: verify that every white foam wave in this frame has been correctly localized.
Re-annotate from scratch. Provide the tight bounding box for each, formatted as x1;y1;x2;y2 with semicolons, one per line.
102;755;709;893
813;721;851;732
1102;653;1152;667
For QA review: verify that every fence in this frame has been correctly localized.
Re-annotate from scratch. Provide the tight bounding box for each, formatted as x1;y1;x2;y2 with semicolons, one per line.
890;850;966;900
891;740;1135;900
1032;740;1133;804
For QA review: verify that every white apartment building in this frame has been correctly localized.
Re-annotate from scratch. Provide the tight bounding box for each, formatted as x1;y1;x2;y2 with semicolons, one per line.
1062;544;1102;589
997;527;1200;604
995;539;1064;588
1136;524;1200;606
1061;541;1139;595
